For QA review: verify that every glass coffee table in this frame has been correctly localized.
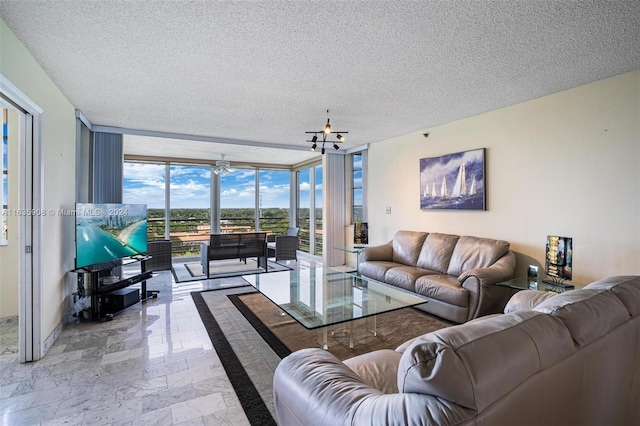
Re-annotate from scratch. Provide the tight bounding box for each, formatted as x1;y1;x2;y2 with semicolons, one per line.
243;267;428;349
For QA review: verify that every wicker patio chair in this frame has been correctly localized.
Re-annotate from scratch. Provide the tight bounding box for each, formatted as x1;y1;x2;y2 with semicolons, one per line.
146;240;172;271
267;227;299;262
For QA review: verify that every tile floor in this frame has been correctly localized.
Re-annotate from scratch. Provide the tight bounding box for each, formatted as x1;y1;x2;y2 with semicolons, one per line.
0;255;322;425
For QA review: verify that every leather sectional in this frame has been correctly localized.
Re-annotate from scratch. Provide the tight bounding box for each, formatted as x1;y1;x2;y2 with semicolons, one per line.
273;276;640;425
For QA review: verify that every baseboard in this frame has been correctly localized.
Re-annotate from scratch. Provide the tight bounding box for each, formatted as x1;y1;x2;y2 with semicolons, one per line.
42;318;64;359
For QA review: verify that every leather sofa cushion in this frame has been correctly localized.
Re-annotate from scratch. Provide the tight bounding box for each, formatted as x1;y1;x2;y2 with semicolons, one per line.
416;233;460;273
415;275;469;307
343;349;402;394
398;311;575;412
447;236;510;276
384;266;437;292
359;261;397;282
534;289;630;347
585;275;640;316
392;230;428;266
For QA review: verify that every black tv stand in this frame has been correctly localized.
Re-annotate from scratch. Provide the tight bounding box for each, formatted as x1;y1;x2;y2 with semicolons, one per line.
74;256;159;320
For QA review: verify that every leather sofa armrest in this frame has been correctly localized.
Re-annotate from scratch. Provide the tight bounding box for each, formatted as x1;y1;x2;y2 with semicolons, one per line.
274;348;473;426
459;252;516;287
361;241;393;262
343;349;402;394
273;348;385;426
504;290;556;313
460;252;516;320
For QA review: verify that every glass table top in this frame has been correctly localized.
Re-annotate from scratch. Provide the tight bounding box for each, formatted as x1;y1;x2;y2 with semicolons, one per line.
242;267;428;329
497;276;586;293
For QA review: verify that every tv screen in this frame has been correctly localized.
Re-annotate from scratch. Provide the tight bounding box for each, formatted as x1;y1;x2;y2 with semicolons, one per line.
545;235;572;280
75;203;148;269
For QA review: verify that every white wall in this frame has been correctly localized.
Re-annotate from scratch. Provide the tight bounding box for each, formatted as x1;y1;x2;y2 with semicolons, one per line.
1;19;77;347
368;70;640;283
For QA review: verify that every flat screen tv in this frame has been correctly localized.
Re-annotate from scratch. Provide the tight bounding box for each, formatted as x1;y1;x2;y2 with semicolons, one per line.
545;235;572;281
75;203;148;270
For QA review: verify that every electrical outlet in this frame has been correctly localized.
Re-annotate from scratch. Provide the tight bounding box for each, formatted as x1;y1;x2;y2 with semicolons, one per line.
385;206;391;214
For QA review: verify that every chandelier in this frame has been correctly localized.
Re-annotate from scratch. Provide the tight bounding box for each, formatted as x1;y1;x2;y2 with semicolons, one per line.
213;154;234;175
305;110;348;154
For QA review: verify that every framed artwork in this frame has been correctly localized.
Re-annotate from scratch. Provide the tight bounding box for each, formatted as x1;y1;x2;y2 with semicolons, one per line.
419;148;485;210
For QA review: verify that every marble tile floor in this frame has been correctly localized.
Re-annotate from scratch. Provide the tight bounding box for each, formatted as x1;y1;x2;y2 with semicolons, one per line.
0;255;320;425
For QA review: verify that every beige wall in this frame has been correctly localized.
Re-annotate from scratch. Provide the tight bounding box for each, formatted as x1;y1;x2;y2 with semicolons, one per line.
368;70;640;283
0;109;20;318
1;19;77;348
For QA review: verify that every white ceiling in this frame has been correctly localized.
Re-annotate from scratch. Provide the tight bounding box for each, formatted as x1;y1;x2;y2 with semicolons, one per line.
1;1;639;167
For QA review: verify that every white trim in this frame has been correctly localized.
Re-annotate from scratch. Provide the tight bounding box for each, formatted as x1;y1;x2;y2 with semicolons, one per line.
0;74;43;362
309;166;316;254
211;169;221;234
289;172;297;226
0;76;44;115
164;163;170;240
93;124;313;153
75;110;92;131
345;143;369;154
255;172;260;230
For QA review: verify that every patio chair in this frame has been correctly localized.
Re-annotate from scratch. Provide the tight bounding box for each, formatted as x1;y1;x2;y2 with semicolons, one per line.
146;240;172;271
267;227;299;262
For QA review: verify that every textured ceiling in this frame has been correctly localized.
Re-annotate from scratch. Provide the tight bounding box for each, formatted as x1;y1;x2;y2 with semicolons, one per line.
1;1;639;166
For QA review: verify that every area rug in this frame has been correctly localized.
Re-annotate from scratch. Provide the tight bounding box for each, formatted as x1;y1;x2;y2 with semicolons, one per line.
191;287;453;425
228;291;454;361
172;257;291;282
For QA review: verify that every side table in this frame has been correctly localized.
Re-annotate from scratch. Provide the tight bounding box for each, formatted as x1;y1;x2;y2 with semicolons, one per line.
334;245;366;274
497;276;586;294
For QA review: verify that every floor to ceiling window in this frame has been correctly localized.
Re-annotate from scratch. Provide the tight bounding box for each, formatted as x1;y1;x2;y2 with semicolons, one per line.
219;168;256;233
352;152;363;222
295;162;323;256
297;168;311;252
123;161;166;241
314;164;323;255
169;164;210;255
258;169;291;234
125;158;305;257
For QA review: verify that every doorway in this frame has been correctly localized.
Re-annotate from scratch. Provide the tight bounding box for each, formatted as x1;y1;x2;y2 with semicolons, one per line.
1;78;43;362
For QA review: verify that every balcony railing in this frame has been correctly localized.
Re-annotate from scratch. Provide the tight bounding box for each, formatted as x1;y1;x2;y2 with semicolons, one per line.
148;216;294;257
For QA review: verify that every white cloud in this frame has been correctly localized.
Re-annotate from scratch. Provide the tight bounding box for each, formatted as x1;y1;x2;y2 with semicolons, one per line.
299;182;311;191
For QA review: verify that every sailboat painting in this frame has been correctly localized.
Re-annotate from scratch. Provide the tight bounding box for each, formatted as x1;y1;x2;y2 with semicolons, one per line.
419;148;485;210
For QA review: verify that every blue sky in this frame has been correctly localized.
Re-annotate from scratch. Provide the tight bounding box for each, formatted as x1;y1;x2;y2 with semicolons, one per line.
123;162;318;209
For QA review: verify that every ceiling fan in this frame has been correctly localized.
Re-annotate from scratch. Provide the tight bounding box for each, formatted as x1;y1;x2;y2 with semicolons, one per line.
213;154;235;175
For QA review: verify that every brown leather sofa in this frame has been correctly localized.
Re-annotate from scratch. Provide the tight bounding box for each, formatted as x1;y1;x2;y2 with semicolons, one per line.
359;230;516;323
273;276;640;426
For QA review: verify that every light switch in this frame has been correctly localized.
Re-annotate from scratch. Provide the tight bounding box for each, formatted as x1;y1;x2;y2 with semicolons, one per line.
385;207;391;214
